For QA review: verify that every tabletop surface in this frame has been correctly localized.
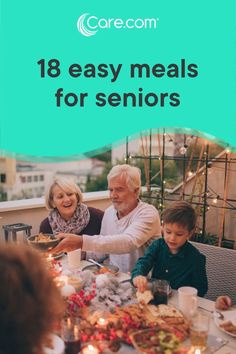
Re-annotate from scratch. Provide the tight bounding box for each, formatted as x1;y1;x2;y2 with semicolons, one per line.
60;257;236;354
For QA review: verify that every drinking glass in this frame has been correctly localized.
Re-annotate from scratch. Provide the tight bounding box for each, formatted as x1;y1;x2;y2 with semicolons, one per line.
148;279;170;305
178;286;198;318
61;317;81;354
68;249;81;269
190;311;210;351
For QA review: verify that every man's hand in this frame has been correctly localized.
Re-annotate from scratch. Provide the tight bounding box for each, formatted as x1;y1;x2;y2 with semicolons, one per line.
133;275;148;293
53;233;83;253
215;295;232;310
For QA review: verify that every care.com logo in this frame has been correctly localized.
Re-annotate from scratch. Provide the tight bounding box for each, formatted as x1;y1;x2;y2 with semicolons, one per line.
77;13;159;37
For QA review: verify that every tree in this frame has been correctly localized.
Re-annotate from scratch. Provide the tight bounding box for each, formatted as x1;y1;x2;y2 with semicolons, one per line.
85;162;112;192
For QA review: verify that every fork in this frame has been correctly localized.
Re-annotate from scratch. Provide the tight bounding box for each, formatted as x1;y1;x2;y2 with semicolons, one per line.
198;306;224;320
88;258;105;268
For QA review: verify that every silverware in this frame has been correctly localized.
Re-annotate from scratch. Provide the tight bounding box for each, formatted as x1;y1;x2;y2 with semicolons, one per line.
87;258;105;268
198;306;225;320
214;310;225;320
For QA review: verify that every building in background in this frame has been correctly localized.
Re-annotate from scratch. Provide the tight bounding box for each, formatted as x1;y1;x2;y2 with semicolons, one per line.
0;158;53;200
0;157;105;201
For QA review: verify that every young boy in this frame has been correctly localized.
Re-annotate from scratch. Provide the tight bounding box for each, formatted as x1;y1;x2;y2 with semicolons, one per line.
131;201;208;297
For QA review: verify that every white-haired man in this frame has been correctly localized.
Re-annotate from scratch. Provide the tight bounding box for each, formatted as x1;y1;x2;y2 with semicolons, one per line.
53;164;161;272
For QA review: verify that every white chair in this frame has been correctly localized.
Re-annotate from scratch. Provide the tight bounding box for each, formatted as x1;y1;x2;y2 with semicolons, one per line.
190;242;236;303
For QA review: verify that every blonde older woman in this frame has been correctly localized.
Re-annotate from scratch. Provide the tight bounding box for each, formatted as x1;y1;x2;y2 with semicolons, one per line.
40;177;104;238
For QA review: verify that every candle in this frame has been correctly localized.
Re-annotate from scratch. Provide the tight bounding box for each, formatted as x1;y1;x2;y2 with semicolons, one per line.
48;260;63;277
194;350;201;354
81;344;99;354
54;275;68;288
46;253;53;262
97;317;108;328
59;275;68;285
60;284;76;297
54;277;65;288
68;275;83;290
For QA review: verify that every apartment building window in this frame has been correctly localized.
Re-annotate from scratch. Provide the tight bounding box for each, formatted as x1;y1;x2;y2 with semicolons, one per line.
20;176;26;183
0;173;6;183
40;175;44;181
27;176;32;182
34;175;38;182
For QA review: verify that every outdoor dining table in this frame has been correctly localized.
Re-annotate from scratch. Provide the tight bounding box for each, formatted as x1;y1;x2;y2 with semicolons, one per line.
60;256;236;354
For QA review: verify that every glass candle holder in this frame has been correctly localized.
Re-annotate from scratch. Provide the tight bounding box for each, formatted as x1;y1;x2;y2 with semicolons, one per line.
96;317;108;329
148;279;170;305
61;317;81;354
54;275;68;289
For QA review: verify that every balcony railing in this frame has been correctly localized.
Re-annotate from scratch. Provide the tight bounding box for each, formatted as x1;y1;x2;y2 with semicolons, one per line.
0;191;110;241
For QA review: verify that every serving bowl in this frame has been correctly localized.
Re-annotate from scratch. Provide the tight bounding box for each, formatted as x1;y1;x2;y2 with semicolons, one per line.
82;263;119;275
27;233;60;252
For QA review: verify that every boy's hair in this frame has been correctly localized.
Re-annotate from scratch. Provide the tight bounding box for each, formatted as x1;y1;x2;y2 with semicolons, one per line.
162;201;196;231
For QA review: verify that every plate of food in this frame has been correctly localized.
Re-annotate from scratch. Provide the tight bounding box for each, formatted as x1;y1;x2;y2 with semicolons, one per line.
106;303;189;346
82;264;119;275
214;310;236;337
130;327;188;354
147;304;190;340
27;233;60;251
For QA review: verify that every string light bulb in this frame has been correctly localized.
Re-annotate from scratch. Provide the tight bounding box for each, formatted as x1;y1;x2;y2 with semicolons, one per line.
213;195;219;204
179;146;187;155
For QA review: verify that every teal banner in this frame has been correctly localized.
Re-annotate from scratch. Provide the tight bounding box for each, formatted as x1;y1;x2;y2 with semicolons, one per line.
1;0;236;160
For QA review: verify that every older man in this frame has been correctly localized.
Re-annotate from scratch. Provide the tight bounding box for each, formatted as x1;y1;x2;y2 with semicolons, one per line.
53;164;161;272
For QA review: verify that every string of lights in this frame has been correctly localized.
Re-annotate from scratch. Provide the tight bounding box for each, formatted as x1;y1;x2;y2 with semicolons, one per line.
125;130;236;242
